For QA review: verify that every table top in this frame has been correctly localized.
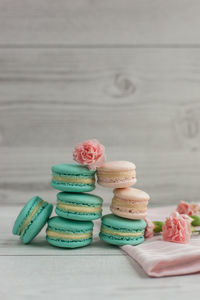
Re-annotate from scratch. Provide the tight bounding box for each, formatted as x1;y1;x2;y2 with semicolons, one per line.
1;205;200;300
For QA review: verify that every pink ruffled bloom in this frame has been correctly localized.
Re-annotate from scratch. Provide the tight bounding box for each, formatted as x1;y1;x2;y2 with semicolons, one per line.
73;139;106;170
162;212;192;244
144;218;154;238
176;200;200;216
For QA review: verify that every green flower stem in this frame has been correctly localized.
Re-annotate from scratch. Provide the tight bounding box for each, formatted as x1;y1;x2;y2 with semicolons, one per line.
190;215;200;226
153;221;164;233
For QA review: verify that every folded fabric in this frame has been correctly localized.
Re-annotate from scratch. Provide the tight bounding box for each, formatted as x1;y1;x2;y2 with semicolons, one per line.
121;205;200;277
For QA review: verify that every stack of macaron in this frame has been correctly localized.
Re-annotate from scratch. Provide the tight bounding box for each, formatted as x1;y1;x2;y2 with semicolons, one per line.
96;161;150;246
47;163;103;248
12;139;149;249
12;163;103;248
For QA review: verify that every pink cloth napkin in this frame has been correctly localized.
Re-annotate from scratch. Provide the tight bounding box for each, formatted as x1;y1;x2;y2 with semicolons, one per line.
121;206;200;277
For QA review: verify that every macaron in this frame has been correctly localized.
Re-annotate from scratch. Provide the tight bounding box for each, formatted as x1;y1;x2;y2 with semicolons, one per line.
96;161;136;188
110;187;150;220
12;196;53;244
99;214;146;246
55;192;103;221
51;163;96;192
46;216;94;248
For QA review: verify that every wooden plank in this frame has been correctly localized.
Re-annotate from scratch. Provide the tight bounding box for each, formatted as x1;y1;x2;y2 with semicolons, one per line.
0;0;200;46
0;255;200;300
1;48;200;205
1;48;200;149
1;148;200;206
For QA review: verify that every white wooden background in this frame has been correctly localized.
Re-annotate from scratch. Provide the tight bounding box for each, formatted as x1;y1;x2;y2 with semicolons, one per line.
2;0;200;207
1;1;200;298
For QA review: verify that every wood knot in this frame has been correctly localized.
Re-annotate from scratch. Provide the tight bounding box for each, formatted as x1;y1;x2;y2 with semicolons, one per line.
105;73;136;98
179;109;199;139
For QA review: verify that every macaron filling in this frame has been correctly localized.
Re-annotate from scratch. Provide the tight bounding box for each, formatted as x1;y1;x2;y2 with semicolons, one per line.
97;171;136;183
46;229;92;240
56;201;102;214
100;226;144;239
112;197;147;209
52;173;95;186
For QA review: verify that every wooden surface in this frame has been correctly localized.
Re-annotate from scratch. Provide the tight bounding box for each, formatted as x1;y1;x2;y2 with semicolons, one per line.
1;1;200;298
1;205;200;300
1;0;200;46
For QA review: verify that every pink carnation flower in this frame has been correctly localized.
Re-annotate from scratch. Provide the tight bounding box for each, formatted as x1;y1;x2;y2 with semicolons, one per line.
162;212;192;244
144;218;154;238
176;200;200;216
73;139;106;170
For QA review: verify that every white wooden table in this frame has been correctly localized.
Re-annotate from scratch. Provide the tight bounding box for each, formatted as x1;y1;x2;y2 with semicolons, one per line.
1;205;200;300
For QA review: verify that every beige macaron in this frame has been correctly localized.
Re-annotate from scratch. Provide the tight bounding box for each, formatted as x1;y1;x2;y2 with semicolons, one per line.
110;187;150;220
96;161;136;188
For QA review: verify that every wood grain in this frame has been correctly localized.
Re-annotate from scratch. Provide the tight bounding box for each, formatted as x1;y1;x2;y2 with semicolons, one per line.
1;48;200;205
1;48;200;149
1;147;200;206
1;0;200;46
1;255;193;300
2;208;200;299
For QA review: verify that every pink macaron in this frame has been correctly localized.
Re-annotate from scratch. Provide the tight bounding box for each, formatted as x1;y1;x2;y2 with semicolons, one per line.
110;187;150;220
96;161;136;188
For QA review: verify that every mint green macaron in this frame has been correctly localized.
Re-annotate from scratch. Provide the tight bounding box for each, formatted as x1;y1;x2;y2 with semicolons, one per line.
99;214;146;246
12;196;53;244
51;163;96;192
55;192;103;221
46;216;94;248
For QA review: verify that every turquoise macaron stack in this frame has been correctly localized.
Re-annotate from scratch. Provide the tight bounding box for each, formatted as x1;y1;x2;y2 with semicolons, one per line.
99;214;146;246
12;196;53;244
48;163;103;248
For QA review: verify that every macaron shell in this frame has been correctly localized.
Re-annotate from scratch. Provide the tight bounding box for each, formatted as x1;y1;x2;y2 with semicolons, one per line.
12;196;41;235
51;181;95;192
97;161;136;172
57;192;102;205
46;236;92;248
113;187;150;201
47;216;93;231
99;232;144;246
21;202;53;244
101;214;146;230
52;163;96;176
55;207;101;221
